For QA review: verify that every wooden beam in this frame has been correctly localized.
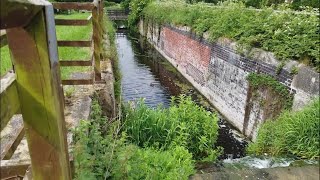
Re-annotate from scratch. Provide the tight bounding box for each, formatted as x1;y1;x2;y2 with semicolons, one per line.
0;30;7;47
55;19;90;26
53;2;94;11
58;40;92;47
1;115;25;160
0;0;46;29
92;2;102;81
6;5;71;180
0;72;20;131
59;60;92;67
62;79;93;85
0;159;30;179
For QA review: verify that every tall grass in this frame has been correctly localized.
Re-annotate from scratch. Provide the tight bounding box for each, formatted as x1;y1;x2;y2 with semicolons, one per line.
247;98;320;159
123;95;221;161
73;95;195;179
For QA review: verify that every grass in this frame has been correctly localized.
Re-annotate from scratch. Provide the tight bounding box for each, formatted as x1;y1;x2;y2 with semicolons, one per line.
122;95;221;161
55;12;92;79
0;45;12;76
73;95;196;180
247;98;320;159
0;12;92;79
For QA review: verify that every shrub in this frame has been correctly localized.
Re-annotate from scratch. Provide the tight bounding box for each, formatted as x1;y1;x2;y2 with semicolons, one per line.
143;1;320;71
247;98;320;159
111;145;195;180
73;96;196;179
123;95;221;161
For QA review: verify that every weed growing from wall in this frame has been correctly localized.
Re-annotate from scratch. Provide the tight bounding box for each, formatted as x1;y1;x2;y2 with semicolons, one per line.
246;73;293;110
247;98;320;159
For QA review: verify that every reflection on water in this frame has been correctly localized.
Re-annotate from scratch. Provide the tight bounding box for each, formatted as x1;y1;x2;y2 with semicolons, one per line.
116;32;247;159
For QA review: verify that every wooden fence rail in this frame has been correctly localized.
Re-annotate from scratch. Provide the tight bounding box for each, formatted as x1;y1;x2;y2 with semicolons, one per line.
0;0;105;179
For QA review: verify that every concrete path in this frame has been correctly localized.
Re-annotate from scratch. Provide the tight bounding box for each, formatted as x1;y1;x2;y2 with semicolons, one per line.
191;165;319;180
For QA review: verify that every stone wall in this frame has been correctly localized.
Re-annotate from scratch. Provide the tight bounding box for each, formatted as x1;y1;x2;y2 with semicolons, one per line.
139;19;319;140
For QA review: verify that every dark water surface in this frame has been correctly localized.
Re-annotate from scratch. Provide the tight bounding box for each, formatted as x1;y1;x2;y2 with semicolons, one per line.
116;32;247;159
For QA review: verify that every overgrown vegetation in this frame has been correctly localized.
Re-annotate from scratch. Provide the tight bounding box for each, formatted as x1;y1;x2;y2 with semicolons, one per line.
103;14;122;102
247;98;320;160
139;1;319;71
73;95;212;179
123;95;221;161
246;73;293;110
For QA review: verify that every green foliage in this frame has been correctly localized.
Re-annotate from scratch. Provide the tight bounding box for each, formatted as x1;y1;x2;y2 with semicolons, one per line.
103;13;122;102
73;96;196;179
0;45;12;76
111;145;195;179
123;95;221;161
143;1;320;70
127;0;153;29
247;98;320;159
246;73;293;109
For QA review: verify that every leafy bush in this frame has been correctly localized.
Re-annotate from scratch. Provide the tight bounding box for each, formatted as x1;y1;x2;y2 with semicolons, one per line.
73;96;196;179
247;98;320;159
127;0;153;28
142;1;320;71
123;95;221;161
111;145;195;179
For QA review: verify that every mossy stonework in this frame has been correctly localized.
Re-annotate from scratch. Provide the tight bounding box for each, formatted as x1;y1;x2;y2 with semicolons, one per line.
244;73;294;140
139;19;319;141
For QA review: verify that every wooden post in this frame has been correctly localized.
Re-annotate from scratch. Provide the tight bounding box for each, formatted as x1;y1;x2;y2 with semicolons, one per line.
6;4;71;180
92;0;102;81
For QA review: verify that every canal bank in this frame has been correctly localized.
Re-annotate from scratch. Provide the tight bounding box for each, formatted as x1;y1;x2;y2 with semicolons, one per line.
116;31;247;160
138;20;320;141
114;30;319;178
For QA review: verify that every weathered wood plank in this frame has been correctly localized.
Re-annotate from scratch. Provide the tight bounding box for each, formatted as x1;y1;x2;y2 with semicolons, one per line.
0;0;48;29
55;19;90;26
62;79;93;85
58;40;92;47
92;2;102;81
53;2;94;10
60;60;92;67
1;115;25;160
0;159;30;179
0;30;7;47
6;5;71;180
0;72;20;131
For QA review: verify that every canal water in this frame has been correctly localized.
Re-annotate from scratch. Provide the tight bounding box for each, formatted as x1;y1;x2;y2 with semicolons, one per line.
116;31;248;160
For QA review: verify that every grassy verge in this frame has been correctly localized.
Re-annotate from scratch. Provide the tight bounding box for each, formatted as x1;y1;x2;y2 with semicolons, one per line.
247;98;320;160
138;1;319;71
103;13;122;102
56;12;92;79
